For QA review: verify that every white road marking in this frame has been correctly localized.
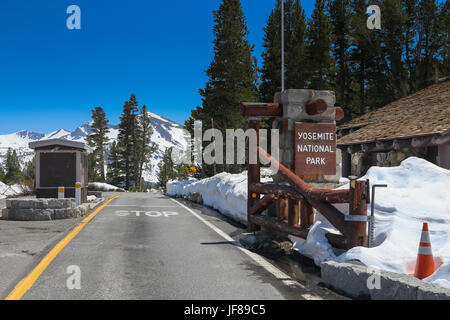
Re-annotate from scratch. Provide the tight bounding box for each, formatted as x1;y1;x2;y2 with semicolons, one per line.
170;198;323;300
115;210;180;218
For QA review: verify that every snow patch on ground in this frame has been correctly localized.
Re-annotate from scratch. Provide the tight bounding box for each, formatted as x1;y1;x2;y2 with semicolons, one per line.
167;173;249;225
88;182;125;192
0;182;32;198
167;172;273;225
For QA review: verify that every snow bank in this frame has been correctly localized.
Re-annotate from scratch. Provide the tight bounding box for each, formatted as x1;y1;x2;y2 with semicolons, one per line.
88;182;125;192
167;172;274;225
167;173;249;225
0;181;32;198
290;157;450;289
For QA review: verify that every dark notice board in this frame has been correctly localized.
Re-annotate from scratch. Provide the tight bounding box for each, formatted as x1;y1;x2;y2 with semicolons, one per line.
40;153;76;188
294;122;337;176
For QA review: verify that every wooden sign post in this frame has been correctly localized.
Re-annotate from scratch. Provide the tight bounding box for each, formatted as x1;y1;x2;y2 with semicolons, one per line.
294;122;337;176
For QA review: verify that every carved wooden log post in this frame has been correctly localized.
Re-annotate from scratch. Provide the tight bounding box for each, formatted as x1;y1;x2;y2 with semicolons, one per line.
347;180;368;249
288;198;300;227
247;118;261;232
277;198;289;222
300;201;314;229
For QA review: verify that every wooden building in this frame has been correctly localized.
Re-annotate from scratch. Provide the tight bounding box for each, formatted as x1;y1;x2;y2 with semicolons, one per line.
338;78;450;177
29;139;91;202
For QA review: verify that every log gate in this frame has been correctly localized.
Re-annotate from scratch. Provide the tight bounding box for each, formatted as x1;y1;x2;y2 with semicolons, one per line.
242;98;370;250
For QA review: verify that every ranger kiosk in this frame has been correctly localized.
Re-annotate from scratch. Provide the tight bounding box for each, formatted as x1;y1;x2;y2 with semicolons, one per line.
29;139;91;203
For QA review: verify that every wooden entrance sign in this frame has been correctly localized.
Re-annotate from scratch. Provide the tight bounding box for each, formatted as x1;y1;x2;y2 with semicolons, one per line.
295;122;337;176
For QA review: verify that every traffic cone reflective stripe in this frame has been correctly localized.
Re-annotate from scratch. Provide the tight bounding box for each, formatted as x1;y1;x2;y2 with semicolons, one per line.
413;223;436;280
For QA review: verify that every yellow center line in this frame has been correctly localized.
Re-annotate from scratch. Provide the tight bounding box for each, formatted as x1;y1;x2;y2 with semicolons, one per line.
5;194;120;300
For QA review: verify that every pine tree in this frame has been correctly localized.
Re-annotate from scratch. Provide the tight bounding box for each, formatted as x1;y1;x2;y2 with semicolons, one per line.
260;1;283;103
188;0;258;175
260;0;308;102
305;0;334;90
107;141;123;186
87;153;99;182
328;0;358;120
349;0;388;114
377;0;409;98
416;0;441;88
128;94;141;186
286;0;308;89
157;147;176;187
439;0;450;76
0;166;5;182
23;157;35;181
86;106;110;182
4;148;23;184
136;105;157;190
117;94;139;190
403;0;420;92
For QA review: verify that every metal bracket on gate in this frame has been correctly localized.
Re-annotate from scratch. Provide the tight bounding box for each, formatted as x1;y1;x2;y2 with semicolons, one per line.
345;215;374;222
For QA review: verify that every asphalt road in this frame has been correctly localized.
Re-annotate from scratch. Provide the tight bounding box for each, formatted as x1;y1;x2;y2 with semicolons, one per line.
15;192;336;300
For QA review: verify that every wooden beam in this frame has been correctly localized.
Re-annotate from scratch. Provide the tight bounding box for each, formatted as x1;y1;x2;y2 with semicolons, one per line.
392;139;411;151
241;102;283;117
249;183;304;201
411;136;433;148
249;195;277;215
249;183;350;203
432;131;450;146
375;141;385;150
249;215;309;239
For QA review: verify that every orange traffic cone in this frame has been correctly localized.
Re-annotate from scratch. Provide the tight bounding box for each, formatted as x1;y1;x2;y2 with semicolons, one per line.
413;223;436;280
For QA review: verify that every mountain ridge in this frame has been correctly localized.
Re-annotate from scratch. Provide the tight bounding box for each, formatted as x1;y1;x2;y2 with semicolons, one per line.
0;112;187;183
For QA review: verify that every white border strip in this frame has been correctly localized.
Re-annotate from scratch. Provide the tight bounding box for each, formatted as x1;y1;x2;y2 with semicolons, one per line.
170;198;323;300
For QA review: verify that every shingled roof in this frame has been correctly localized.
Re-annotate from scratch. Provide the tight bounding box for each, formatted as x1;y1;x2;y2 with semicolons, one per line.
337;79;450;146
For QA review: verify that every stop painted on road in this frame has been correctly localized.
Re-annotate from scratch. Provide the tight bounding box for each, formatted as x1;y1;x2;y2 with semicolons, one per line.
115;211;179;217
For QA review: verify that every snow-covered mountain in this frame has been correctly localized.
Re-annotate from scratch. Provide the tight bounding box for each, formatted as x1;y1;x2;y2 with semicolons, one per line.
0;112;187;183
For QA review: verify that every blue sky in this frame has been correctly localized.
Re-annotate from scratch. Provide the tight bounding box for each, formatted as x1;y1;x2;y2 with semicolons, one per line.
0;1;315;134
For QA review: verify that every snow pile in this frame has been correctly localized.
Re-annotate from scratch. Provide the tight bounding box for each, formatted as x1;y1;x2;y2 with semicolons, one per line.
87;195;97;202
88;182;125;192
290;157;450;289
167;171;275;225
0;182;32;198
167;173;249;225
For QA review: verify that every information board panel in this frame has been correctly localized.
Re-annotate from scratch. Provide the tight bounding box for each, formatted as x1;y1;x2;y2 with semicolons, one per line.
294;122;337;176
